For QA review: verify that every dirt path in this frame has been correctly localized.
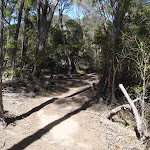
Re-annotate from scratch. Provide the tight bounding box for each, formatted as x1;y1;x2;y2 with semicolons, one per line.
0;73;145;150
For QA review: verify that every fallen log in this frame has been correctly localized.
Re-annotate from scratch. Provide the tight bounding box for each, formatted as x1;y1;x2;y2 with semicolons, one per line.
107;98;141;119
107;104;131;120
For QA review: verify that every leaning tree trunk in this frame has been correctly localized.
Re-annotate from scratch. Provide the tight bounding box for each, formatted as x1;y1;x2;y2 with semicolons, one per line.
0;0;5;125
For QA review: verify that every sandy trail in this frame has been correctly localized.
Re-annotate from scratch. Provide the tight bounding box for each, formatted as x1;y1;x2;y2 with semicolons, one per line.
2;73;106;150
1;73;142;150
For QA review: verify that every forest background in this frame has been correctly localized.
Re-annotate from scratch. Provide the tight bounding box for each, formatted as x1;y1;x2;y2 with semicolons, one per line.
0;0;150;143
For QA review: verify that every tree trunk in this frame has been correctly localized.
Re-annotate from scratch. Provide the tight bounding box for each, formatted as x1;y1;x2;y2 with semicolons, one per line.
12;0;25;69
34;0;58;76
22;8;31;68
0;0;5;125
59;9;72;77
99;50;115;102
99;0;131;103
37;0;58;52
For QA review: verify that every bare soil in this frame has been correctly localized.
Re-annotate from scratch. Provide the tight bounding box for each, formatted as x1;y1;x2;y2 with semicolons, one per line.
0;73;148;150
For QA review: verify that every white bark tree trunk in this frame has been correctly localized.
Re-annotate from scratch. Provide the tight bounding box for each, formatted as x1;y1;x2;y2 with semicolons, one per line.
119;84;147;141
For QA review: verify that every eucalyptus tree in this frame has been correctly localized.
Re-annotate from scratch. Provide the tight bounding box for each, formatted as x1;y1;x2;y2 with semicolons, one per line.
58;0;73;77
92;0;132;102
33;0;59;76
37;0;59;52
108;0;131;102
79;0;132;102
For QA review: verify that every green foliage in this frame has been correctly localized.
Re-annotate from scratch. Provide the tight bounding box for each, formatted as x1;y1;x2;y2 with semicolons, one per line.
4;10;12;18
15;68;22;78
148;65;150;70
2;0;149;83
133;85;143;94
121;0;150;87
3;69;15;78
94;22;113;53
94;27;111;46
125;0;150;42
64;19;84;61
65;19;83;42
49;26;63;47
24;0;32;8
4;39;15;49
77;70;85;74
4;54;9;61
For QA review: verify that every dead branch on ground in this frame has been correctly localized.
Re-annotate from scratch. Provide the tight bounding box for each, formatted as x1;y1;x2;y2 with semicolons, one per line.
119;84;148;141
107;97;142;119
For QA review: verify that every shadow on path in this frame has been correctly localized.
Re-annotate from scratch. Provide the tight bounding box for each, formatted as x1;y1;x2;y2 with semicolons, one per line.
66;86;91;98
6;85;92;125
5;98;57;125
8;97;99;150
